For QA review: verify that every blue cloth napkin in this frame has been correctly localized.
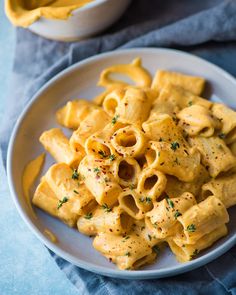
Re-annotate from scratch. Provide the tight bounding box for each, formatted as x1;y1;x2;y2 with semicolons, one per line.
1;0;236;294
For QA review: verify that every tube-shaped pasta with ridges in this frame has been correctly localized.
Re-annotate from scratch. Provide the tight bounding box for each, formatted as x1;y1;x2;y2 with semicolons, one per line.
116;87;152;126
118;188;152;220
43;163;95;213
56;99;97;129
93;231;156;270
188;136;236;178
174;195;229;245
33;180;78;227
39;128;85;168
145;192;197;239
137;168;167;201
201;174;236;208
142;114;185;143
151;70;205;96
85;122;125;159
111;156;141;187
165;165;210;200
155;84;211;111
133;220;162;247
145;141;201;182
177;105;221;137
212;103;236;144
111;125;147;157
168;225;227;262
103;88;125;117
79;155;122;206
69;108;111;150
77;206;133;236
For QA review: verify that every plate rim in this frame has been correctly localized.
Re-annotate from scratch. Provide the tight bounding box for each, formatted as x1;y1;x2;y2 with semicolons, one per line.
7;47;236;279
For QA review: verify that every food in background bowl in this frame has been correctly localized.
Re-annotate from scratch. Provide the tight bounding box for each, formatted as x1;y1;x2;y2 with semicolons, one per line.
5;0;132;41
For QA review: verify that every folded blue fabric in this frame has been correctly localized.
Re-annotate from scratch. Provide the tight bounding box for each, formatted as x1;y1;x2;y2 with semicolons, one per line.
1;0;236;294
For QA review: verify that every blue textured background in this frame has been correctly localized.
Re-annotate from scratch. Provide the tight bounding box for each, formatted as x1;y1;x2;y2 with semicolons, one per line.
0;2;79;294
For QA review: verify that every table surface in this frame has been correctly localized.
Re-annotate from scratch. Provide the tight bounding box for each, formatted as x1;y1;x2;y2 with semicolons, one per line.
0;3;80;295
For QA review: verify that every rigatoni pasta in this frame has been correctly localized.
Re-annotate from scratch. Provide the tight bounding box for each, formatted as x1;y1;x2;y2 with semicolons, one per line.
29;57;236;271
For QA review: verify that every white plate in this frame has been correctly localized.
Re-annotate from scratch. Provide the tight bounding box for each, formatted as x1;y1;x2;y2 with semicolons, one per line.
7;48;236;279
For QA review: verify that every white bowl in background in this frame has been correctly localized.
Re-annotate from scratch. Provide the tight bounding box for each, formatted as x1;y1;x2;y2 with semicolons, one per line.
28;0;132;41
7;48;236;279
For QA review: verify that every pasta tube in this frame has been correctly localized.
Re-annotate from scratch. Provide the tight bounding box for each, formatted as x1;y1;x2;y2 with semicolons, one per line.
85;122;125;159
175;196;229;245
79;155;122;206
118;188;152;220
145;141;201;182
111;156;141;187
201;174;236;208
146;193;197;239
33;180;78;227
40;128;85;167
156;84;211;112
137;168;167;201
93;232;156;270
152;70;205;95
69;108;110;150
212;103;236;144
142;114;186;144
165;165;210;200
115;87;152;126
177;105;221;137
77;206;133;236
168;225;227;262
56;99;97;129
189;136;236;178
111;125;147;157
44;163;94;213
103;88;125;117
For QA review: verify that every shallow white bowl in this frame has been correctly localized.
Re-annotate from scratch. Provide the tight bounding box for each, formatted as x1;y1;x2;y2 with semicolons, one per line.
7;48;236;279
29;0;131;41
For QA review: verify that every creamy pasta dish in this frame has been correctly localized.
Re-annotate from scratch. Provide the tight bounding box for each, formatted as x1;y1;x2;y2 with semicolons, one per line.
29;57;236;270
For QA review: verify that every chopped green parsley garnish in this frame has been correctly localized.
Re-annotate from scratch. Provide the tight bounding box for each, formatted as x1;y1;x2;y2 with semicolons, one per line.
218;133;226;139
139;196;152;203
111;115;119;125
186;224;196;232
166;196;174;208
190;249;199;259
129;184;135;190
125;252;130;257
57;197;68;209
170;142;180;151
109;154;116;161
72;169;79;180
84;212;93;219
101;203;112;213
93;167;100;173
188;101;193;106
122;236;130;242
148;234;152;241
73;190;79;194
146;197;152;204
153;245;160;254
174;210;182;219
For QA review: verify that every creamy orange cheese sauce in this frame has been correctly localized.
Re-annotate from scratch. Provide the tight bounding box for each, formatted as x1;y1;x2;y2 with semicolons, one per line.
22;153;45;218
44;228;58;243
5;0;94;27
